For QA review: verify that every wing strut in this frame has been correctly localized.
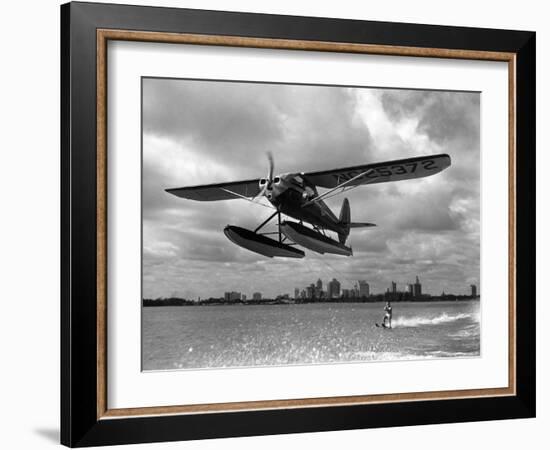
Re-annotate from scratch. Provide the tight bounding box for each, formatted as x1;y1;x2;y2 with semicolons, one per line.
220;188;275;210
254;210;279;233
253;209;291;244
304;168;376;206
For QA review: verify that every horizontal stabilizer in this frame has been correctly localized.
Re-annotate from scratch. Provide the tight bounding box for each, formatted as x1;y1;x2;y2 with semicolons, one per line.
350;222;376;228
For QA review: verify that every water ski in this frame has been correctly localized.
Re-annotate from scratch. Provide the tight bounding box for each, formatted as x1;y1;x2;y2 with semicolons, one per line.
375;323;390;329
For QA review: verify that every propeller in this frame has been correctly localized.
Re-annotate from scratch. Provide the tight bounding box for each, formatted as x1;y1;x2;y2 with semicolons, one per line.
254;152;275;202
267;151;274;182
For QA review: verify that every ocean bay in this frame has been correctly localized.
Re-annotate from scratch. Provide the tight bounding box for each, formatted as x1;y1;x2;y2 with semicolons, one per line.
142;301;480;370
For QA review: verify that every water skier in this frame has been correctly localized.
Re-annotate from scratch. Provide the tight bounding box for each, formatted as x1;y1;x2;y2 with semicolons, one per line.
383;301;393;329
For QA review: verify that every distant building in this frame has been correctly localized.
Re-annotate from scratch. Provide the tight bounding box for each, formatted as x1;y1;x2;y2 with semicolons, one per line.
470;284;477;298
241;294;247;301
342;288;351;299
358;280;370;298
413;276;422;298
306;284;314;299
315;278;324;299
391;281;397;294
224;291;241;301
252;292;262;301
328;278;341;299
294;288;300;299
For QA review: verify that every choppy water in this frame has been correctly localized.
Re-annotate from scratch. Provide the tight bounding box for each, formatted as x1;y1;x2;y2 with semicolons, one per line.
142;301;480;371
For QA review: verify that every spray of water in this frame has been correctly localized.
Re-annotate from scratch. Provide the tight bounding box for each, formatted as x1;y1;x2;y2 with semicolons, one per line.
393;312;476;328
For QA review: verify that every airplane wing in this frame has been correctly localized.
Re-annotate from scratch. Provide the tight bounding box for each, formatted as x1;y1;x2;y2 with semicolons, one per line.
303;154;451;189
166;178;261;201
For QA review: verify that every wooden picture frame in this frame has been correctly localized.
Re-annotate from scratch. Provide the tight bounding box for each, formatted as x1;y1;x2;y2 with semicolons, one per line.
61;1;535;446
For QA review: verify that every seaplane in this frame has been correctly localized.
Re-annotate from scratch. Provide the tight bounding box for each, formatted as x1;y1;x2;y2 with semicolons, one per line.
166;153;451;259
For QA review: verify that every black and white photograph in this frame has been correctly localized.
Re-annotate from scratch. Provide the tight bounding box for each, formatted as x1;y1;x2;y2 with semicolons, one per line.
141;78;481;371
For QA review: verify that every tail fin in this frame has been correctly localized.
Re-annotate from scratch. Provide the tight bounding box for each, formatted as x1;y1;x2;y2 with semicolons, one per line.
350;222;377;228
338;198;351;244
338;198;376;244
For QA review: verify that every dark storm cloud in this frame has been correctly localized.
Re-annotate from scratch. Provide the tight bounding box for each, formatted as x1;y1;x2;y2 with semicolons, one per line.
380;91;479;143
143;80;284;167
418;94;479;146
380;90;480;182
143;79;373;176
142;80;480;299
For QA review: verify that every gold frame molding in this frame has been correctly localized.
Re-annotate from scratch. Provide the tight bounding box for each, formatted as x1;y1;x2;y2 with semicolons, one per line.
96;29;516;420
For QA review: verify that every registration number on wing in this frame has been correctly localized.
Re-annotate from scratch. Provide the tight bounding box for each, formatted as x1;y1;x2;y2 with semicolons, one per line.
335;159;439;182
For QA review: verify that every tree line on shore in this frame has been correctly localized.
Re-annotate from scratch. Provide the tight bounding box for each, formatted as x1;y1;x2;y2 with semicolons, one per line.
143;293;478;307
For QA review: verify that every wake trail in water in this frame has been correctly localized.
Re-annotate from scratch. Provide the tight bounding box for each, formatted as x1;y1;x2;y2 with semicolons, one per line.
393;312;477;328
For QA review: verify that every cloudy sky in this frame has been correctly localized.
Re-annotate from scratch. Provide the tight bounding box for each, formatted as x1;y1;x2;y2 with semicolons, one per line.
142;78;480;299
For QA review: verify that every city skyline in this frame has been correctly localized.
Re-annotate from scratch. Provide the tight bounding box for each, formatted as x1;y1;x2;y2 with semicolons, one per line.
142;79;480;299
145;275;478;302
